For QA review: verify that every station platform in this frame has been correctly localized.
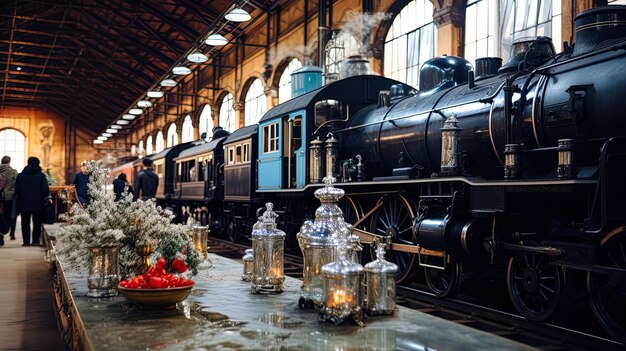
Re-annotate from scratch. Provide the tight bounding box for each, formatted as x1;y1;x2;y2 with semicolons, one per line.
47;223;534;350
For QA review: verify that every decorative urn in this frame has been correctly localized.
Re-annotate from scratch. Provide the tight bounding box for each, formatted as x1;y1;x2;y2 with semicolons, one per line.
320;241;365;326
251;203;286;294
364;240;398;315
297;176;357;308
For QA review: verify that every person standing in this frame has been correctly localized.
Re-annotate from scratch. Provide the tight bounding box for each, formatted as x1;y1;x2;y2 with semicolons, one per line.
112;173;132;201
72;161;91;206
0;156;18;242
134;158;158;201
14;157;51;246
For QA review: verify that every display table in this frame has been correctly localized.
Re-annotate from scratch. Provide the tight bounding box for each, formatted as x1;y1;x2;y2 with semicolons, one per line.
46;224;534;350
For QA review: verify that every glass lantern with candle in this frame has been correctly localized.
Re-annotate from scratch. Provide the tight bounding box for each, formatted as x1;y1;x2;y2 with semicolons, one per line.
320;240;365;325
364;240;398;315
190;225;209;258
251;203;286;294
297;176;355;308
242;249;254;281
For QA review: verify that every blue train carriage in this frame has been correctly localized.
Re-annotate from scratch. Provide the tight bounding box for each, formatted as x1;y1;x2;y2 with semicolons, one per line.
222;124;260;242
255;74;414;239
173;129;230;226
148;141;195;206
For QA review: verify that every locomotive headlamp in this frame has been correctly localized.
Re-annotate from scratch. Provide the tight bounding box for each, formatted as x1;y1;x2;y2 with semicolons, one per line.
242;249;254;281
364;240;398;315
504;144;522;179
297;176;360;308
309;137;324;183
320;240;365;325
251;203;286;294
440;114;462;176
557;139;576;179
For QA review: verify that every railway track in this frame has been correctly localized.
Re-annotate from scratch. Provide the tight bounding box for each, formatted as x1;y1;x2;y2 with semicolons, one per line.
207;237;624;350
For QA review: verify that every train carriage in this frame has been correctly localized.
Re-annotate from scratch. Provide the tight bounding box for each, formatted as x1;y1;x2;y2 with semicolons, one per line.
149;142;195;202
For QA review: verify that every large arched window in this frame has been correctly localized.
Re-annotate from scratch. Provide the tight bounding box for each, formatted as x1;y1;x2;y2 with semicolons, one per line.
384;0;437;89
278;58;303;104
0;128;26;171
325;32;360;82
181;115;194;143
198;104;213;140
146;136;154;155
219;93;235;132
155;132;164;153
244;79;267;126
167;124;178;148
138;140;144;156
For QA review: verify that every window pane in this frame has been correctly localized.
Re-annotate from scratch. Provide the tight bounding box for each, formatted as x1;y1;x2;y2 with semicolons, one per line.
0;129;26;171
278;58;302;103
219;93;235;132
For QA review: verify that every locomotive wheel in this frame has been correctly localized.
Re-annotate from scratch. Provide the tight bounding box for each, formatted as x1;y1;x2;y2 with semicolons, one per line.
423;256;462;298
339;196;363;229
587;228;626;344
369;194;417;284
507;254;564;321
226;217;240;243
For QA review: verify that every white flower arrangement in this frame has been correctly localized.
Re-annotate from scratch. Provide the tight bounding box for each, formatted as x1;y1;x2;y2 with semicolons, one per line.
57;161;201;278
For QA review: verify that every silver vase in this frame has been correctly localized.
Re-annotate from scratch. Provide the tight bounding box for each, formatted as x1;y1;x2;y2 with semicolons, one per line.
87;245;120;297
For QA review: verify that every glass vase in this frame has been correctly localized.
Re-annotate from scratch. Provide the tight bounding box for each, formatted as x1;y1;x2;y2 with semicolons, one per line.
87;245;120;297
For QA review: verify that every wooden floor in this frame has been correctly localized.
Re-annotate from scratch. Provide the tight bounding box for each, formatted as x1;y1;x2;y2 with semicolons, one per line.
0;221;62;351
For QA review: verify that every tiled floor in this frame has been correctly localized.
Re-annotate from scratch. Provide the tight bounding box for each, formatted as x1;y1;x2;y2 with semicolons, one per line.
0;218;62;351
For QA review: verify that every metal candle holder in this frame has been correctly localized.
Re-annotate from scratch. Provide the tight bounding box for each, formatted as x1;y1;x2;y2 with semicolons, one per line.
190;225;209;258
251;203;286;294
320;241;365;326
364;239;398;315
242;249;254;281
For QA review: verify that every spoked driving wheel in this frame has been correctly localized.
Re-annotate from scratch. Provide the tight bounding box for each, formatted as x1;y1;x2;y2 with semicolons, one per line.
339;195;363;229
507;253;564;321
587;228;626;344
369;194;417;284
423;256;462;298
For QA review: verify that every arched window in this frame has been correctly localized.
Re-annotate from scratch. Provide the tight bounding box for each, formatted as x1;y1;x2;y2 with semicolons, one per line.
0;128;26;171
181;115;194;143
198;104;213;140
278;58;303;104
167;124;178;148
219;93;235;132
138;140;144;156
384;0;437;89
146;136;154;155
325;32;360;82
609;0;626;4
155;132;164;152
244;79;267;126
130;145;137;156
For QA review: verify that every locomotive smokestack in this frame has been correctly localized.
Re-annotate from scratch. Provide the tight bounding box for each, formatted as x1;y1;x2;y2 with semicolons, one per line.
573;5;626;56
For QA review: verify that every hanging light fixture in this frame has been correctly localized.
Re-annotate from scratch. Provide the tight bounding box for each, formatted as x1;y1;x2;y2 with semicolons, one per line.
111;125;122;130
225;7;251;22
98;136;108;141
187;51;208;63
129;108;143;115
102;132;113;137
106;128;118;134
160;79;177;87
94;140;104;144
116;119;130;125
147;90;164;98
205;33;228;46
137;100;153;108
172;66;192;75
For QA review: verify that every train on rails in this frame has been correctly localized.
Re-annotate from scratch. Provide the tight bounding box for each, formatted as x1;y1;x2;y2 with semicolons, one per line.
110;6;626;342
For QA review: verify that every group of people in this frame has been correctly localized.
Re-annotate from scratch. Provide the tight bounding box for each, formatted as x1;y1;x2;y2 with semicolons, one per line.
0;156;158;247
0;156;51;246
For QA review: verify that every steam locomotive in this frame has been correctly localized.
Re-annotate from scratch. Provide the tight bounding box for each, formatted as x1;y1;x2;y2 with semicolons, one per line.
112;6;626;342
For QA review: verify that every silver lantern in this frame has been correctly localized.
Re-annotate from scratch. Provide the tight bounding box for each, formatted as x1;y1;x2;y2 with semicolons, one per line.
190;225;209;259
440;114;462;176
297;176;360;308
364;241;398;315
251;203;286;294
242;249;254;281
320;241;365;326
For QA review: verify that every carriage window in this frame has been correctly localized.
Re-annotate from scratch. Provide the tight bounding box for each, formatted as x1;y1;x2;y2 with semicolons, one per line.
263;123;279;153
243;143;250;163
228;147;235;165
197;157;205;181
292;117;302;151
235;145;242;163
314;100;349;126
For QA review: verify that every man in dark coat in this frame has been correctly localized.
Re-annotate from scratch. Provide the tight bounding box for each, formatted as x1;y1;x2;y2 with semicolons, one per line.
72;161;91;205
14;157;51;246
112;173;132;201
133;158;158;201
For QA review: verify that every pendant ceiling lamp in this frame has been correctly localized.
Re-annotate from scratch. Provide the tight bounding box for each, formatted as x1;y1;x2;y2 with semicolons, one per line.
102;133;113;137
160;79;177;87
94;140;104;144
111;125;122;129
225;7;251;22
173;66;192;75
97;136;107;140
147;90;164;98
116;119;130;125
106;128;118;134
129;108;143;115
187;51;208;63
205;33;228;46
137;100;153;108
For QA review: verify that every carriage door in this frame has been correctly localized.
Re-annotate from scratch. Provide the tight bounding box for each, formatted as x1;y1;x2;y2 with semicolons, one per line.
258;120;282;190
287;111;306;188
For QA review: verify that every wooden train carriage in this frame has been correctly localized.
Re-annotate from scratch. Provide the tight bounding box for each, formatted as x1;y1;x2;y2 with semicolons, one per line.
223;125;258;202
174;135;228;202
148;142;195;201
